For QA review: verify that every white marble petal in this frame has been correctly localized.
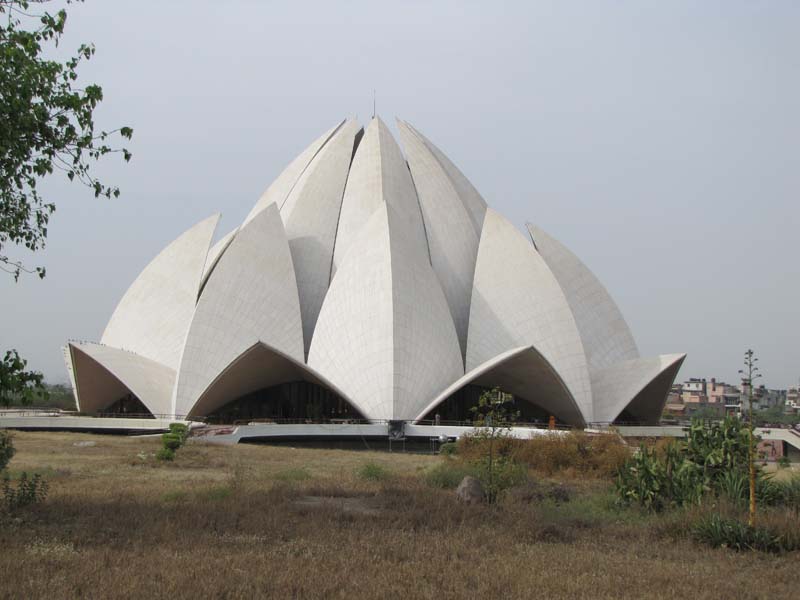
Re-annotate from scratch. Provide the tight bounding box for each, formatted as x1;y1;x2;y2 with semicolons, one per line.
591;354;686;424
187;341;360;418
68;342;175;416
309;203;463;420
399;121;486;234
174;203;304;416
468;209;594;422
200;228;237;292
101;214;219;369
527;225;639;371
331;117;428;279
414;345;585;426
280;119;362;356
397;120;480;359
242;120;344;226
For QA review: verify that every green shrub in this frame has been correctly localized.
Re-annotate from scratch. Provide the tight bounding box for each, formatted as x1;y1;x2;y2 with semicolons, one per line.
156;447;175;461
423;461;480;489
0;430;14;471
357;462;390;482
718;469;747;506
616;442;706;512
777;456;791;469
691;513;799;553
168;423;189;442
2;472;48;512
473;456;527;502
161;433;182;451
439;442;457;456
615;418;795;512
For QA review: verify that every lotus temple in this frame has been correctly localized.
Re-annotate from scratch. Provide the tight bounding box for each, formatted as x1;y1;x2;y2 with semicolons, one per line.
63;117;685;427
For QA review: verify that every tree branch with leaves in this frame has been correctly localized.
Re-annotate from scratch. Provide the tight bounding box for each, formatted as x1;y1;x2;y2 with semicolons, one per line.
1;0;132;406
1;0;133;280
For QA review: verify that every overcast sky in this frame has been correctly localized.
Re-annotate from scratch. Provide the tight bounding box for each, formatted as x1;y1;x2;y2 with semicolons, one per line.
2;1;798;389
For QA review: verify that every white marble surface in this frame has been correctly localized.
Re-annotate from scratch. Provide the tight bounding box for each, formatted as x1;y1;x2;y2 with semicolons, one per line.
68;342;175;415
173;203;304;416
101;214;219;370
309;203;463;420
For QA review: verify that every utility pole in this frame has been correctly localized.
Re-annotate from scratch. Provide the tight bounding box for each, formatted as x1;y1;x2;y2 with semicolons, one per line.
739;349;762;528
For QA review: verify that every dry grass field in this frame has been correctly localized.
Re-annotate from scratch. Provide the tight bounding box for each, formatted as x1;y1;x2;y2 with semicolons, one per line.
0;431;796;599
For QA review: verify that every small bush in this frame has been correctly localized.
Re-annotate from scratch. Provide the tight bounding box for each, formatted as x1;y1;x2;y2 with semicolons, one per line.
3;472;48;512
357;462;390;482
169;422;189;440
423;461;480;489
439;442;457;456
692;513;799;553
473;456;527;502
156;447;175;461
161;433;182;451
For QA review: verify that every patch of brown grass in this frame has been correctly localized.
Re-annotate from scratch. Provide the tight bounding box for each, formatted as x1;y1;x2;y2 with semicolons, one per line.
457;431;630;478
0;431;795;599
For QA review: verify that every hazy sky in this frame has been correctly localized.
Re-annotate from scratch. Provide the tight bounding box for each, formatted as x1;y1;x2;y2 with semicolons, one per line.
2;1;798;389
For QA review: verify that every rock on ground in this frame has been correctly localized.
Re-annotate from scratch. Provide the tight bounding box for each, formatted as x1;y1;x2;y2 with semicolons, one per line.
456;476;484;504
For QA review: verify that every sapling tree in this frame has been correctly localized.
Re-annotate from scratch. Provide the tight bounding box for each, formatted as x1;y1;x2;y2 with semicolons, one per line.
470;387;520;503
738;349;762;527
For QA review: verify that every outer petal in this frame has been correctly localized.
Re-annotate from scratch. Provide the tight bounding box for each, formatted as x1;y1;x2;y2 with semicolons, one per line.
414;345;585;426
397;120;481;359
308;203;463;420
242;120;344;225
101;214;219;369
527;225;639;371
280;120;363;356
331;117;428;278
468;209;594;422
591;354;686;424
67;342;175;416
186;341;361;418
173;203;304;416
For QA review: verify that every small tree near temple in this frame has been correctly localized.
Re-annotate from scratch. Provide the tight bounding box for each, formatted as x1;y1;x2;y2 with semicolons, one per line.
470;387;520;503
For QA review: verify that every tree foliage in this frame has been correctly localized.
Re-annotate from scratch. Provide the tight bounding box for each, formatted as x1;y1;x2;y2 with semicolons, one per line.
1;1;132;406
1;0;133;280
0;349;44;407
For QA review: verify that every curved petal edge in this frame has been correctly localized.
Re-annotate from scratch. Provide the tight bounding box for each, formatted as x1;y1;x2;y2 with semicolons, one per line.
67;342;175;416
101;214;219;370
591;353;686;425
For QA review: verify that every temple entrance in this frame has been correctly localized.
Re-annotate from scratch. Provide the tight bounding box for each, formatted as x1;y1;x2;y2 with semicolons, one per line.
99;393;153;418
206;380;364;424
419;384;564;426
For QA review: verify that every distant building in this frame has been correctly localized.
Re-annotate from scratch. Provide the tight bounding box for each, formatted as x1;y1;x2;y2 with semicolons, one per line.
787;386;799;413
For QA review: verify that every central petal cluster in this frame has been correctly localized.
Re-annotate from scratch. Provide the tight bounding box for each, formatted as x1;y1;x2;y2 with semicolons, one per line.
64;117;685;426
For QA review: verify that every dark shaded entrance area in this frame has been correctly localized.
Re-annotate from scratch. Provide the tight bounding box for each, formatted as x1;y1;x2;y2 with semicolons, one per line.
207;381;364;424
99;393;153;418
419;384;562;425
